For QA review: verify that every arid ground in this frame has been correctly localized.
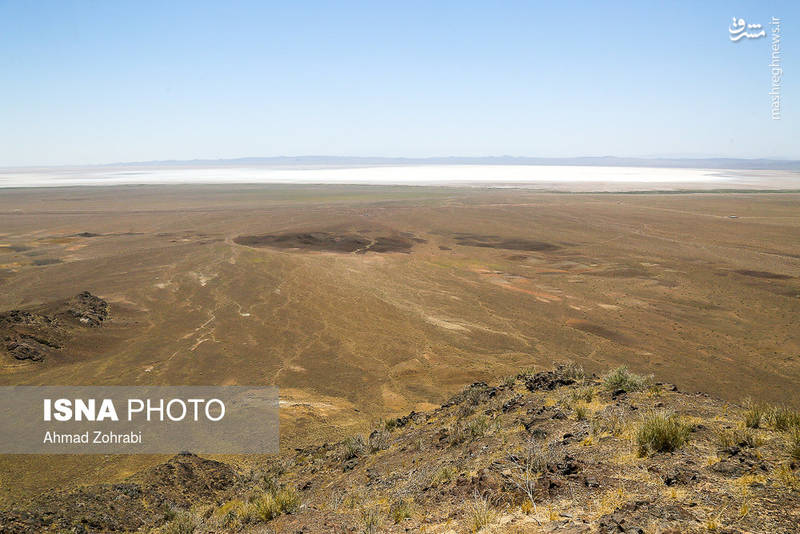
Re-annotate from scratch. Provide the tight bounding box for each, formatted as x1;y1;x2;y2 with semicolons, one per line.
0;185;798;503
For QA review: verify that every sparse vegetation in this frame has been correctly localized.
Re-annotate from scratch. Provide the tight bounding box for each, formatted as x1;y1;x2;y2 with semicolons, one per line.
505;437;554;509
340;435;366;461
368;429;390;452
764;404;800;431
466;494;495;532
636;410;691;456
555;360;585;381
5;365;800;533
591;406;626;436
360;505;382;534
602;366;652;393
431;464;456;486
774;463;800;490
389;498;413;523
157;510;200;534
715;427;762;453
253;486;301;521
789;428;800;462
743;398;764;429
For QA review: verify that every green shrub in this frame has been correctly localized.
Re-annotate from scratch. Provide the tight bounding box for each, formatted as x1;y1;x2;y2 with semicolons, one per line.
574;404;588;421
636;410;691;456
274;487;300;514
570;386;594;403
602;366;652;393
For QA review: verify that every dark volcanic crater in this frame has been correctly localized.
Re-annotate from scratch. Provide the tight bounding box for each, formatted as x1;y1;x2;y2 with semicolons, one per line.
233;232;417;254
453;233;560;252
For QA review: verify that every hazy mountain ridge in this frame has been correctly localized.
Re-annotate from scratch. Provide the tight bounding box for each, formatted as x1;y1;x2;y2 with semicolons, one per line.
100;156;800;171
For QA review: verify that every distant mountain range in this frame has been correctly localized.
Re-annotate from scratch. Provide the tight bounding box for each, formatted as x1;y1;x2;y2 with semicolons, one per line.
108;156;800;171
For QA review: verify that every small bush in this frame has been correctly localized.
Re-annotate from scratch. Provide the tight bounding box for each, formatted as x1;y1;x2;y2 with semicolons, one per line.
468;495;496;531
252;486;300;521
602;366;652;393
383;418;398;432
253;492;281;522
468;416;490;439
466;494;495;532
574;404;589;421
570;386;594;403
743;398;764;429
368;429;390;453
636;410;691;456
389;499;412;523
340;435;366;461
274;487;300;514
555;361;585;381
159;510;199;534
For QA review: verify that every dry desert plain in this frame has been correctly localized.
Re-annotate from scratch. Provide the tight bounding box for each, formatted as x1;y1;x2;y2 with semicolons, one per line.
0;184;798;502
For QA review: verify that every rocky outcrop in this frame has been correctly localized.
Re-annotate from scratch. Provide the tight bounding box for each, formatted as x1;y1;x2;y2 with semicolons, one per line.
1;292;109;362
67;291;109;327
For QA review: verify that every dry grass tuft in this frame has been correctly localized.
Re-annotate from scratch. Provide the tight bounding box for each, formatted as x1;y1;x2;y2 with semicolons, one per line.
602;366;652;393
636;410;691;456
466;494;495;532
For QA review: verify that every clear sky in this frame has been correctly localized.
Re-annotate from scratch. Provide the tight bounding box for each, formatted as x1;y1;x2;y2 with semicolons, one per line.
0;1;797;166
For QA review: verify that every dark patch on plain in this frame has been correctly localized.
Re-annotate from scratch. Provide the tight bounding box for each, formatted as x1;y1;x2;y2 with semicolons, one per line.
453;234;559;252
32;258;62;266
234;232;416;254
734;270;792;280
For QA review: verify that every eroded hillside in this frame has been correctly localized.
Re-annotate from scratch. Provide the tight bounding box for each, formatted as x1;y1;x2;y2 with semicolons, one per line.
2;365;799;533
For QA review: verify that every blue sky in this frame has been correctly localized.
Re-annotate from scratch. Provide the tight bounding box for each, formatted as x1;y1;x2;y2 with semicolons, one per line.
0;1;797;166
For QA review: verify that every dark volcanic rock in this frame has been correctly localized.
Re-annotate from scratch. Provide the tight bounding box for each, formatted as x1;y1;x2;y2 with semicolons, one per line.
234;231;418;254
523;370;575;391
5;333;61;361
1;292;109;362
67;291;109;327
